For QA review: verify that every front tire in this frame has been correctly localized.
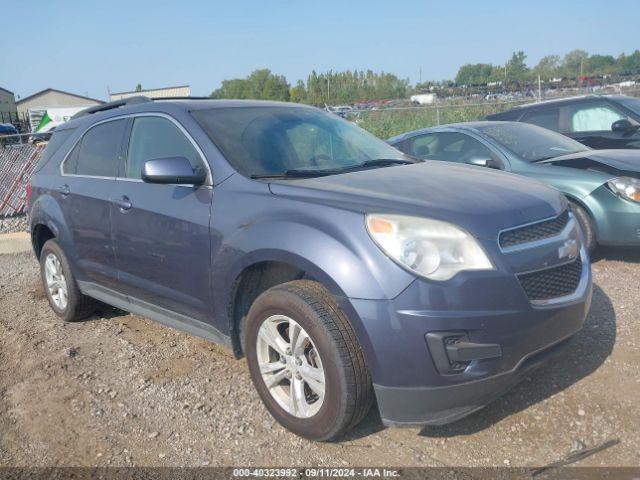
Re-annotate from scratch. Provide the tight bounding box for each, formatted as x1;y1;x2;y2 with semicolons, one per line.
40;239;96;322
569;201;596;253
245;280;373;441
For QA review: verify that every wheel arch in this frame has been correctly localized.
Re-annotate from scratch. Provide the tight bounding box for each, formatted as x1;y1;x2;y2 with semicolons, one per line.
224;251;353;358
29;194;76;261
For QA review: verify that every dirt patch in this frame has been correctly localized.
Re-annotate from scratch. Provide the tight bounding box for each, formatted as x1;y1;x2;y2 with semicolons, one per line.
0;250;638;468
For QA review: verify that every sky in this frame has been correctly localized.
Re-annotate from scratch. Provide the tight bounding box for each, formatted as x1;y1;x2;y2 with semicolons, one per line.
2;0;639;100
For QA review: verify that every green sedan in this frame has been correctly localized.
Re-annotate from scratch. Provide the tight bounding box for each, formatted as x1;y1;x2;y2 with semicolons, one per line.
389;121;640;251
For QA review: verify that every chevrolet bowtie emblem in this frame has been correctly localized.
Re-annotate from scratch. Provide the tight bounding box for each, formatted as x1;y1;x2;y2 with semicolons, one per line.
559;238;579;261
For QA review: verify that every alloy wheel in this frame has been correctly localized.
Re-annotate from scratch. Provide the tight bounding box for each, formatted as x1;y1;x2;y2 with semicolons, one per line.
256;314;326;418
44;252;68;310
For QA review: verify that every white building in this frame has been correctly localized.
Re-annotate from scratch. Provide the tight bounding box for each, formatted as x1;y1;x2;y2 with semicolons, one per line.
109;85;191;101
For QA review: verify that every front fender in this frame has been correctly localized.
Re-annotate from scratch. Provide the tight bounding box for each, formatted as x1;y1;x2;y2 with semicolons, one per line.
216;218;415;303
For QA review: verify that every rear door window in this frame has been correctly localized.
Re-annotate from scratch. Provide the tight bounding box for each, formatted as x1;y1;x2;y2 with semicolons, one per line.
567;102;628;132
125;116;203;179
521;109;560;131
63;119;126;177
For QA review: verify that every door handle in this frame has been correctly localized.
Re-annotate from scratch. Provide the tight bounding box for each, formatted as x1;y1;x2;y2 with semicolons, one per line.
115;196;132;211
58;184;70;197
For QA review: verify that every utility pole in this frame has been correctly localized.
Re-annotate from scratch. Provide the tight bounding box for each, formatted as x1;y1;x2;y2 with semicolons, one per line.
419;67;422;85
538;74;541;102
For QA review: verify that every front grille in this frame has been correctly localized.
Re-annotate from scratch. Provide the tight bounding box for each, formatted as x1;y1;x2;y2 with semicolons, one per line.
500;210;570;249
517;257;582;301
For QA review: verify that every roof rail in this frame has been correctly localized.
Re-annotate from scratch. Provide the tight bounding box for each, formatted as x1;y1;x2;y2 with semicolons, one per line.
72;96;152;119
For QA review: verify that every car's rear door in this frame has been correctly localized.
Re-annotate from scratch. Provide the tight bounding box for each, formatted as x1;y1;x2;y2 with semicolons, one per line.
59;118;127;289
111;114;213;322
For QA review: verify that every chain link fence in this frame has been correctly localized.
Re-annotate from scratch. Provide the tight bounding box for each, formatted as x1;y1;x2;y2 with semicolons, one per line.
0;137;45;217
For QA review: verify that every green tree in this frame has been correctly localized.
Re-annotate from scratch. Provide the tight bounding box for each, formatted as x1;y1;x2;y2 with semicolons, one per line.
562;49;589;78
617;50;640;75
135;83;143;92
533;55;561;79
289;80;307;103
455;63;494;85
505;51;528;84
210;69;290;101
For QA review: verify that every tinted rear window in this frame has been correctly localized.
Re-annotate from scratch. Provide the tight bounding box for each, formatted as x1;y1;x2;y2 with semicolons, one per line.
521;109;560;131
63;120;126;177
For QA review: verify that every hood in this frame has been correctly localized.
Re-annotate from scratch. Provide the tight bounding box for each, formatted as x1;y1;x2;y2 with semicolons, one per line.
268;162;565;240
541;149;640;176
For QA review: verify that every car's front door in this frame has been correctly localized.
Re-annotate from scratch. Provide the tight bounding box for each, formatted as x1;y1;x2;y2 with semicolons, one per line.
563;100;640;149
60;118;128;289
111;114;213;322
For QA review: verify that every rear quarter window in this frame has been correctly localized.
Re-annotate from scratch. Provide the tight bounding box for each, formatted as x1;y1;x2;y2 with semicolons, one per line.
32;128;75;173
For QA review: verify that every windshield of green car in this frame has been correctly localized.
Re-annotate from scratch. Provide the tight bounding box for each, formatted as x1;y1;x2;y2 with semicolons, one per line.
477;122;589;162
192;106;412;177
617;96;640;117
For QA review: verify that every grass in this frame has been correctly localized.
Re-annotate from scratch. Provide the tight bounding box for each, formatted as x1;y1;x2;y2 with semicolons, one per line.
349;101;530;139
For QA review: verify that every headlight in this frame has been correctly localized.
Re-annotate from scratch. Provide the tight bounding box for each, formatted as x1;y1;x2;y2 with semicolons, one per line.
366;214;494;281
608;177;640;203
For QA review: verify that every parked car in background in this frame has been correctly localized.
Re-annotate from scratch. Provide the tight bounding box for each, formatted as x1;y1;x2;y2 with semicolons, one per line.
29;98;591;441
389;121;640;251
0;123;19;147
487;95;640;150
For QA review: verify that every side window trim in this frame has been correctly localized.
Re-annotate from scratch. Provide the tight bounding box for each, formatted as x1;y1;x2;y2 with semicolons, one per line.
60;117;128;179
119;113;212;185
60;113;212;185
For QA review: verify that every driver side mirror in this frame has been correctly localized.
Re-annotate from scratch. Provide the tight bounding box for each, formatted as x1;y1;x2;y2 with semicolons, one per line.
611;118;636;133
142;157;206;185
469;157;502;169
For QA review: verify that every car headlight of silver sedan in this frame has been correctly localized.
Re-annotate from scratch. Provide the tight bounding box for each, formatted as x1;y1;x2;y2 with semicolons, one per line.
366;214;494;281
607;176;640;204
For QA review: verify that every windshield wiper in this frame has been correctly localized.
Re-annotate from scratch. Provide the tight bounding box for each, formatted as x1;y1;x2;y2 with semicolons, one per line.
250;168;344;179
359;158;418;167
249;159;417;179
334;158;418;173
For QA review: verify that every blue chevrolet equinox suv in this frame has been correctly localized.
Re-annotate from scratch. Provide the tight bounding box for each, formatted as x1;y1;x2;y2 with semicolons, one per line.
28;97;592;441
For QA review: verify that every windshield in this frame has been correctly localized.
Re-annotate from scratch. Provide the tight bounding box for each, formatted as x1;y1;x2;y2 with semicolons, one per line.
192;106;409;177
617;96;640;117
477;122;589;161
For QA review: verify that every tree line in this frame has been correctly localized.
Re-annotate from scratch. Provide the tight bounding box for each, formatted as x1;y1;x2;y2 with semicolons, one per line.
210;69;410;105
209;50;640;105
452;49;640;87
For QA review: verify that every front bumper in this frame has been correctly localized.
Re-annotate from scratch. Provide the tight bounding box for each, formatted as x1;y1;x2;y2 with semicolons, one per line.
345;245;592;427
375;332;574;426
586;185;640;246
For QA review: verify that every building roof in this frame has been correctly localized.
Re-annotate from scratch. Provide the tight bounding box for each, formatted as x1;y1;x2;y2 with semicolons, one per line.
0;86;14;96
109;84;190;96
16;88;104;105
109;85;191;101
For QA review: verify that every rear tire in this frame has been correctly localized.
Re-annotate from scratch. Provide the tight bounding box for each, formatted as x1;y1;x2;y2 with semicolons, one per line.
245;280;373;441
40;239;96;322
569;201;596;253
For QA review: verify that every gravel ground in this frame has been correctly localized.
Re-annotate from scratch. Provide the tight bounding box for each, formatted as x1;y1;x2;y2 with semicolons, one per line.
0;249;638;468
0;215;28;234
